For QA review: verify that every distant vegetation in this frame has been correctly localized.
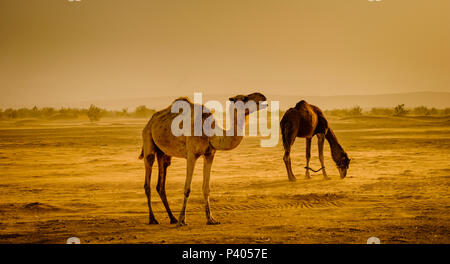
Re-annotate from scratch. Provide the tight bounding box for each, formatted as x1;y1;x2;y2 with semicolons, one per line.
393;104;408;116
1;104;449;121
0;105;156;121
87;104;102;122
324;104;450;117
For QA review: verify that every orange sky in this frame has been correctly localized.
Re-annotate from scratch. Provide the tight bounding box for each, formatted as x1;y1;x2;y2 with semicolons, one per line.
0;0;449;107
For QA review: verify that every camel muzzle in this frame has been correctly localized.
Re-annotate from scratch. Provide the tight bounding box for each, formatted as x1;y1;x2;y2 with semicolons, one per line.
339;168;347;179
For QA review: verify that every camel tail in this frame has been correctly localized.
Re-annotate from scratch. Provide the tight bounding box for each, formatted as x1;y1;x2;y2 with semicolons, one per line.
138;147;144;160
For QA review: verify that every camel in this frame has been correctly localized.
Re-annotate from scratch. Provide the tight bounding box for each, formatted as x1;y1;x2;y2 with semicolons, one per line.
280;100;350;181
139;92;267;226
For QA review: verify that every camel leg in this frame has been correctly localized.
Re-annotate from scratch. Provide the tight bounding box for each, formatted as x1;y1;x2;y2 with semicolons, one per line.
144;154;158;224
283;149;296;181
305;138;312;179
142;127;159;225
178;152;198;226
203;151;219;225
317;134;330;180
282;127;297;181
156;151;178;224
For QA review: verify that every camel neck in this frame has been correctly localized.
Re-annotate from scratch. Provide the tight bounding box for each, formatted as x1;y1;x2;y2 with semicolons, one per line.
228;107;247;135
325;128;344;162
209;107;248;150
325;128;339;145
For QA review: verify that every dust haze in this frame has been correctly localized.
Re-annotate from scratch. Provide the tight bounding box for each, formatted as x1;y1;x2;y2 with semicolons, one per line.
0;0;449;244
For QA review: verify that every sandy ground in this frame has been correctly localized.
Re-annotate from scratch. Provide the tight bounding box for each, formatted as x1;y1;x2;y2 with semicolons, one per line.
0;115;449;244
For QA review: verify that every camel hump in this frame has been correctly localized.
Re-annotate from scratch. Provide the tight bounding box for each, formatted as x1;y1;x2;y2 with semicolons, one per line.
309;104;329;133
294;100;309;109
171;97;193;104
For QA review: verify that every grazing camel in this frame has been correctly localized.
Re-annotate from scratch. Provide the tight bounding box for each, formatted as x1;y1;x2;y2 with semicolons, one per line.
280;100;350;181
139;93;267;226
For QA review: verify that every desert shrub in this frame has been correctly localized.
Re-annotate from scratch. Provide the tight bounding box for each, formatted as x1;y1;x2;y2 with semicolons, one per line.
428;107;438;115
101;109;113;118
0;106;158;120
135;105;154;118
411;106;438;116
31;106;41;118
16;108;33;118
120;108;129;117
87;104;102;122
369;107;394;116
10;106;43;118
49;108;80;120
58;107;76;119
324;109;350;117
394;104;408;116
412;106;430;116
41;107;56;118
4;108;18;119
102;108;129;118
349;105;363;116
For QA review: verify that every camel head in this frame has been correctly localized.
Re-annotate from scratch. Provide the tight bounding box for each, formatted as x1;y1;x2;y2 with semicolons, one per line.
228;92;268;115
336;152;351;178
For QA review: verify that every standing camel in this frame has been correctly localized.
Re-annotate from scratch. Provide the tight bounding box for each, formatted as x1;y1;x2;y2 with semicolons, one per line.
280;100;350;181
139;93;267;226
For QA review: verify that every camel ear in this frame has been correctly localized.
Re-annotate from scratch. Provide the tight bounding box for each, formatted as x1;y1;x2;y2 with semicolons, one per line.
229;97;235;102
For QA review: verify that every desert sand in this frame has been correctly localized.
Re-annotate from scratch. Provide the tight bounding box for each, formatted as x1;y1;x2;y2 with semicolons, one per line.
0;115;449;243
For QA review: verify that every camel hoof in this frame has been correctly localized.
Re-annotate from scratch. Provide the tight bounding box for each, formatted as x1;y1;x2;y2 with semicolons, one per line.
177;219;187;227
305;176;311;180
170;218;179;224
206;218;220;225
148;219;159;225
288;176;297;182
323;177;331;180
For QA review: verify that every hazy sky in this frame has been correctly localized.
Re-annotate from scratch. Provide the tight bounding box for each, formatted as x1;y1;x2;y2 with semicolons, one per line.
1;0;449;107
